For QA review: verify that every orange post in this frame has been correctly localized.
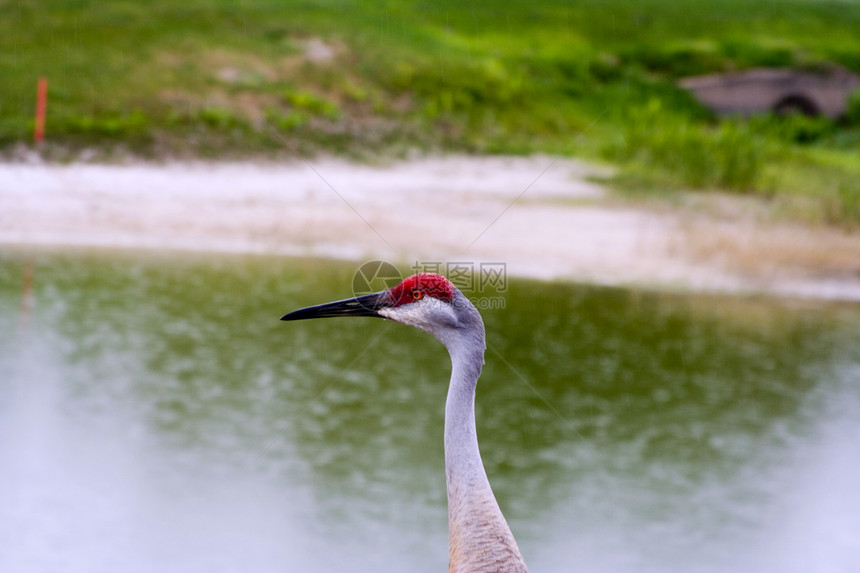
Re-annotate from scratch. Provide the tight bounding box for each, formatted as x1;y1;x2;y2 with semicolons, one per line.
34;77;47;143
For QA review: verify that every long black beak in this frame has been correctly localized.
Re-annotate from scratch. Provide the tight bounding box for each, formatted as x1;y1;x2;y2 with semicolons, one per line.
281;291;388;321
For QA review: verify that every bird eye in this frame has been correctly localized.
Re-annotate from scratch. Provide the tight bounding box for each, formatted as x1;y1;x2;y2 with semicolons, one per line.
412;290;423;300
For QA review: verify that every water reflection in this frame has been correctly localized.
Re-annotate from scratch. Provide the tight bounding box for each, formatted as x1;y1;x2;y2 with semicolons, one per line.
1;249;858;572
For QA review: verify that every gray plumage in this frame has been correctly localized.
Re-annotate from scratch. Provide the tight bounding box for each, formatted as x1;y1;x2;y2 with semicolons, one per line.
283;277;529;573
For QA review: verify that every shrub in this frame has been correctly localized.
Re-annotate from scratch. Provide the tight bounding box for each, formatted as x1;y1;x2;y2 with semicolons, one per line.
56;110;149;137
750;113;834;145
631;42;726;77
823;182;860;229
611;99;763;191
198;107;247;130
843;90;860;127
265;109;308;131
389;57;527;118
283;90;340;120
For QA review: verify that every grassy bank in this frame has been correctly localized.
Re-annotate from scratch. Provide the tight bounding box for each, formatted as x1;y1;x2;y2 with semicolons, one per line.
2;0;860;227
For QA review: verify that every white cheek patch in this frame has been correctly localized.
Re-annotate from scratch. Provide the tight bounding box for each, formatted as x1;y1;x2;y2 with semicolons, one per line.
379;297;458;330
379;297;434;326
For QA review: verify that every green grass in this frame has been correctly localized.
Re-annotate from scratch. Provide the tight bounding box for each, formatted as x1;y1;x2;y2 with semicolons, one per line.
2;0;860;225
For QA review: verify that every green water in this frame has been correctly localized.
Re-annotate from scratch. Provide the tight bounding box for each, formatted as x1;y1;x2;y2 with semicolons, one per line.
2;249;858;573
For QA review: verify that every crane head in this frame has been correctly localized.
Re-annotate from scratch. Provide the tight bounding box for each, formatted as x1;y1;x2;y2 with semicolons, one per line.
281;273;461;331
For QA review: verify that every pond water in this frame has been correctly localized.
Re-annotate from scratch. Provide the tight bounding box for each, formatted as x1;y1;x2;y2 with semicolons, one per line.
1;249;858;573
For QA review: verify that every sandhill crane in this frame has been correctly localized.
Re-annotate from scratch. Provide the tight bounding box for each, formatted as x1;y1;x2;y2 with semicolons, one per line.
282;273;529;573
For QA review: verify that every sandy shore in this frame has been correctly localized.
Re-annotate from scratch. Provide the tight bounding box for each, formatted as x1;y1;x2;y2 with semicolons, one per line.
2;156;860;300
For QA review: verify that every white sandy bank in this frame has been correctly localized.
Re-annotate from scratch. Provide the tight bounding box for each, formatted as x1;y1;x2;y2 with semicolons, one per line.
1;156;859;300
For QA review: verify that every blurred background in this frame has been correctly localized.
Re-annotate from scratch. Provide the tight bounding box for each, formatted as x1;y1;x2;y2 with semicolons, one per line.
2;2;860;572
1;0;860;221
